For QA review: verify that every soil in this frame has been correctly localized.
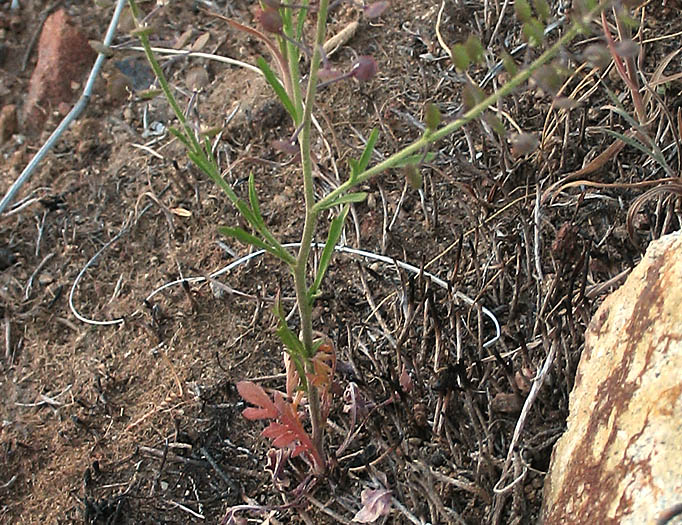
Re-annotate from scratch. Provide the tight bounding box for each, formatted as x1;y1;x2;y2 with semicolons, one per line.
1;1;681;524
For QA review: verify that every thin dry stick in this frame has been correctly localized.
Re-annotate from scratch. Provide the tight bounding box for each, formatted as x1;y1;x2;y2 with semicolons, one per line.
494;336;558;495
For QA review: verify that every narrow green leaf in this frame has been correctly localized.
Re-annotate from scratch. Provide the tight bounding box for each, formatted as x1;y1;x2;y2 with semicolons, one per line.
275;321;309;389
317;192;367;211
257;56;297;121
273;298;311;372
601;128;673;176
357;128;379;172
425;103;442;131
296;2;308;39
248;173;265;227
310;205;349;299
348;158;359;181
218;226;269;251
168;126;192;149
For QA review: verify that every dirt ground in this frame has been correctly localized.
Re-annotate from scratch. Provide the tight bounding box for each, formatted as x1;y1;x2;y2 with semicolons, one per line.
1;0;681;523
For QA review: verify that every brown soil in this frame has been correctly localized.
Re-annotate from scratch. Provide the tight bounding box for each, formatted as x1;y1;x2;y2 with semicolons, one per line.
1;1;681;524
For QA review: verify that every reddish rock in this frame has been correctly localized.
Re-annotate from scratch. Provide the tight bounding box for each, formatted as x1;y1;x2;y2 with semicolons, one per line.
22;9;96;131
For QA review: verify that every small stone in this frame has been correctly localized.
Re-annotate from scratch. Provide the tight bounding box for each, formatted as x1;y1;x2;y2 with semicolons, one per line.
0;104;17;142
185;66;210;91
106;71;131;104
210;281;225;299
491;392;523;413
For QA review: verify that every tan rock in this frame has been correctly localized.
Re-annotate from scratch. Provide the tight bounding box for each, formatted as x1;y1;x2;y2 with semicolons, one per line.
541;231;682;524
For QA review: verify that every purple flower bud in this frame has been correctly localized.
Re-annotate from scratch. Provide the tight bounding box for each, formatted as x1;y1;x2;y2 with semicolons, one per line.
258;8;283;34
351;56;377;82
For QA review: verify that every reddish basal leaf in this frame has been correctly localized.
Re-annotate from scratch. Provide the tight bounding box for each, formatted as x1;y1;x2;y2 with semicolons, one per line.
399;364;413;393
352;488;392;523
237;381;278;420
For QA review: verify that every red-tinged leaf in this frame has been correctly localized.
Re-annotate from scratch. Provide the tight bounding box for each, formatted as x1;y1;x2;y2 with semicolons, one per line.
353;488;392;523
309;343;336;390
271;432;298;449
291;444;308;458
243;407;277;420
237;381;278;419
261;422;286;438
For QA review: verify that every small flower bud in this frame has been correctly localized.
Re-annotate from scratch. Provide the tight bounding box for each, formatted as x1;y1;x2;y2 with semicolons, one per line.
351;56;377;82
351;55;378;82
258;8;282;34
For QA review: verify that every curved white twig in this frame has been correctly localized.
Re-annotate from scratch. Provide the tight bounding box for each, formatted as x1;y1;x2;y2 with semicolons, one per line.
144;243;501;348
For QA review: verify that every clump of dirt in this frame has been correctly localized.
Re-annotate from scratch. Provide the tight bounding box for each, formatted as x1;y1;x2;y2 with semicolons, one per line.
1;1;681;524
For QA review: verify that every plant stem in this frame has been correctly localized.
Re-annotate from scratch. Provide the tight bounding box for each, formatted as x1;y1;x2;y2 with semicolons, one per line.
313;4;601;213
293;0;330;473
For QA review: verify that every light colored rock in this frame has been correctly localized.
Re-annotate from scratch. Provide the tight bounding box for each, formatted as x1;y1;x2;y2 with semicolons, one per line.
541;231;682;524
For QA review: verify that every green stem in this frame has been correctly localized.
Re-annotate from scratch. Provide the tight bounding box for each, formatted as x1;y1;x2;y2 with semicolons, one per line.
313;5;600;214
283;4;305;124
293;0;330;473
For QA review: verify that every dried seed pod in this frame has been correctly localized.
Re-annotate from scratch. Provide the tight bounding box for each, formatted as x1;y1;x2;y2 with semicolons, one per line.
582;43;611;69
351;56;378;82
413;402;428;427
364;1;389;19
510;132;539;157
614;39;639;58
424;103;441;131
404;164;422;190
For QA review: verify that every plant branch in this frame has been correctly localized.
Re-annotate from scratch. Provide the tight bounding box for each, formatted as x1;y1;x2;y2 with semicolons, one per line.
313;3;603;213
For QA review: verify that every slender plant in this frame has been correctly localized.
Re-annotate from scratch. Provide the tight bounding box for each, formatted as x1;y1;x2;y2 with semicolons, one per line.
127;0;604;495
